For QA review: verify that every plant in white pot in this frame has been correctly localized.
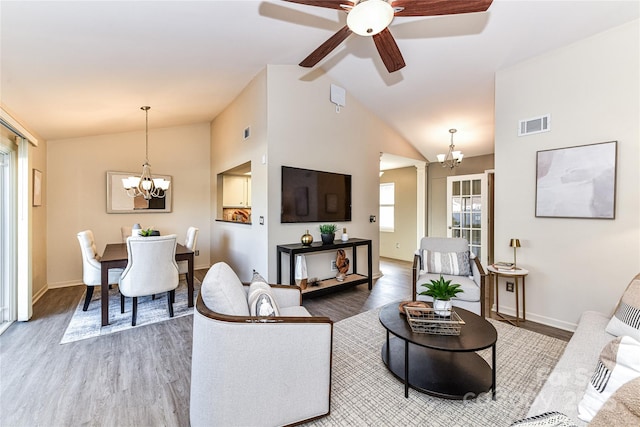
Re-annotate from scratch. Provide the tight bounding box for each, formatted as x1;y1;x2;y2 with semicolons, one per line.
419;275;463;317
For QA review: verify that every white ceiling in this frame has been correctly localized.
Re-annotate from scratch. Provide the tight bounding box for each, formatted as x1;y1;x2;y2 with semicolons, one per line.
1;1;638;163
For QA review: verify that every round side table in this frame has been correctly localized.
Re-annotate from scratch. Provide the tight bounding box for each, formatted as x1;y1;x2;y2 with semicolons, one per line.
487;265;529;326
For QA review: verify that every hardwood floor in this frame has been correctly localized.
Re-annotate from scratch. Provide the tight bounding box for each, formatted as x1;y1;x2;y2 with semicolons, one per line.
305;257;573;341
0;258;571;426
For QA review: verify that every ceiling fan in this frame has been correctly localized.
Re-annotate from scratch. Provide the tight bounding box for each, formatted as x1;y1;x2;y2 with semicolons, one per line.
283;0;493;73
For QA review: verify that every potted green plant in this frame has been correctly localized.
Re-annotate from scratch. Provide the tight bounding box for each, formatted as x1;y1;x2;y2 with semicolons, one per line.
319;224;338;245
139;228;155;237
419;275;463;316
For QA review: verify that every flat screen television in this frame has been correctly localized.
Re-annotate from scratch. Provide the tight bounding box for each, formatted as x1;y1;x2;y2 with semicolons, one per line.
281;166;352;223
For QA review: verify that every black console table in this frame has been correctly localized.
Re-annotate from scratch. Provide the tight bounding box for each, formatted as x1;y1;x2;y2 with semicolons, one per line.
277;238;372;296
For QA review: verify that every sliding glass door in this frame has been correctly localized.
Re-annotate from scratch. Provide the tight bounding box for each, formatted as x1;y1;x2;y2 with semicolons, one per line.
0;129;18;333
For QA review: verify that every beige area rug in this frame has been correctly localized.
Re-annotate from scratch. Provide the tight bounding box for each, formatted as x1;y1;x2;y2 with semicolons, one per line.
305;308;568;426
60;278;200;344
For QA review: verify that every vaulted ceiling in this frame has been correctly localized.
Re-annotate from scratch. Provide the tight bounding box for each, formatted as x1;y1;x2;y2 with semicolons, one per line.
1;1;638;162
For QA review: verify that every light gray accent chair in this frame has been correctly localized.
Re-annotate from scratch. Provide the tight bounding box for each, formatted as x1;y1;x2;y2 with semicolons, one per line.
118;234;179;326
76;230;124;311
177;226;198;277
412;237;487;317
190;262;333;427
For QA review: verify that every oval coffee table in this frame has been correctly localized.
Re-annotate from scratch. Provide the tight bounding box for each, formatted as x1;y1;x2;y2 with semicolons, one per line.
379;302;497;400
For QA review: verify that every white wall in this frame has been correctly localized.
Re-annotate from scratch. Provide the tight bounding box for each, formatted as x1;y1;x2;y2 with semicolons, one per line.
47;122;212;287
494;20;640;330
210;68;269;281
210;65;424;283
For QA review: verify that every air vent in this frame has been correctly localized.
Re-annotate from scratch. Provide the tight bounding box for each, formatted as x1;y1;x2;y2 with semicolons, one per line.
518;114;550;136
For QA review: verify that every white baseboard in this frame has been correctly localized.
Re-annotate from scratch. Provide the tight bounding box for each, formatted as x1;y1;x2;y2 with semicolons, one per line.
48;280;83;289
490;303;578;332
32;284;49;304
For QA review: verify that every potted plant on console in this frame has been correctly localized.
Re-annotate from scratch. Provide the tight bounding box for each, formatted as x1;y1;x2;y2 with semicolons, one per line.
319;224;338;245
419;276;463;317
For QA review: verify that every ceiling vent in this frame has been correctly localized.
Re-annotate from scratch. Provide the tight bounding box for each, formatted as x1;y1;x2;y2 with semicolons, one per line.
518;114;550;136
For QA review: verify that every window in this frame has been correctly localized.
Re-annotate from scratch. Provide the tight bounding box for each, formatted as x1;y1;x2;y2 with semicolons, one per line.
379;183;394;232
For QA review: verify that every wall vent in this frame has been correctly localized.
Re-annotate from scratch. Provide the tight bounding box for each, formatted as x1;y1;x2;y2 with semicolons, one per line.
518;114;550;136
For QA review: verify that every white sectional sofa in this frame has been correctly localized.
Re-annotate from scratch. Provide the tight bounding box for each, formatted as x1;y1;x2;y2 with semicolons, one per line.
523;272;640;426
526;311;614;426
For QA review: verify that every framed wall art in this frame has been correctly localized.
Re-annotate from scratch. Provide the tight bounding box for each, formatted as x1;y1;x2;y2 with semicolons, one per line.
535;141;617;219
32;169;42;207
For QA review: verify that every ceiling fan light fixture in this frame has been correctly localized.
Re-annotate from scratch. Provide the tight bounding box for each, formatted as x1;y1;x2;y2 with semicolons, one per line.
347;0;394;36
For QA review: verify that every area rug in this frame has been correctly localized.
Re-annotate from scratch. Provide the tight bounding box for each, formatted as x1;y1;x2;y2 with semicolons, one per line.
304;308;568;426
60;278;200;344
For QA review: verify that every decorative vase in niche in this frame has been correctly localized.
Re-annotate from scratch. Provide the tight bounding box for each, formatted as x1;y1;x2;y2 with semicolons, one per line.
433;299;452;317
321;233;335;245
301;230;313;246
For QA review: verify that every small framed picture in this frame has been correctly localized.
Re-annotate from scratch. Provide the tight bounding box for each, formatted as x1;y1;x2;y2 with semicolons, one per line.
33;169;43;207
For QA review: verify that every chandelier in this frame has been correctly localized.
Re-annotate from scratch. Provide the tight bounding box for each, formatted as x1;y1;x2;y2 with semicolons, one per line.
121;106;170;200
437;128;464;169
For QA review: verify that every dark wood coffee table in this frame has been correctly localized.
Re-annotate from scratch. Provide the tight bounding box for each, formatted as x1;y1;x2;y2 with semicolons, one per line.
379;302;497;400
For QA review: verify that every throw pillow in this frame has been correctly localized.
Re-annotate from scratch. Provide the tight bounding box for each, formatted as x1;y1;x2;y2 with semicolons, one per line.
423;250;471;276
510;411;577;427
200;262;250;316
589;377;640;427
605;273;640;341
251;269;268;284
248;281;280;317
577;335;640;422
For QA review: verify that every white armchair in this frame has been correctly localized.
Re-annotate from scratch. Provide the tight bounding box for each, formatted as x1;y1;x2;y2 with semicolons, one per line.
412;237;487;317
178;226;198;277
190;262;333;427
118;234;179;326
76;230;123;311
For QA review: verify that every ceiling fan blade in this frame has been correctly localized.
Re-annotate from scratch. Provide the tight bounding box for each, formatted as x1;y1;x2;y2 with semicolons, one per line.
300;25;353;67
281;0;353;11
393;0;493;17
372;28;405;73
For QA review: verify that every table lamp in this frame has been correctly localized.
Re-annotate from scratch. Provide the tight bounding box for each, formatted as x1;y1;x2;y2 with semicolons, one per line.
510;238;521;268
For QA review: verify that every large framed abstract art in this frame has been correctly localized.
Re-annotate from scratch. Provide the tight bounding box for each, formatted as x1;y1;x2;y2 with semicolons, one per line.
535;141;617;219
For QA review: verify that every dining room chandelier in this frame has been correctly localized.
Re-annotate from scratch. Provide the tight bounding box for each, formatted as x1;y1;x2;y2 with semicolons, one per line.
437;128;464;169
121;106;170;200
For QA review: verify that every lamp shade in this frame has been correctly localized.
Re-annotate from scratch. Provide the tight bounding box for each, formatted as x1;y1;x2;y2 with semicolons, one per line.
509;238;521;248
347;0;394;36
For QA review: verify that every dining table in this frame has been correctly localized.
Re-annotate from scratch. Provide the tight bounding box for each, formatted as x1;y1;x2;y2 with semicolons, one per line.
100;242;194;326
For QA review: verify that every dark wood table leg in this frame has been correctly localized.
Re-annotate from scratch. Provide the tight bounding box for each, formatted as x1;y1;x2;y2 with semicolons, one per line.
367;241;372;289
404;340;409;398
492;342;497;400
101;265;109;326
187;253;194;307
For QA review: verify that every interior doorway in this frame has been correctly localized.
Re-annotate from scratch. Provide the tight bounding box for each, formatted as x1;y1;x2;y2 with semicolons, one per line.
379;153;426;261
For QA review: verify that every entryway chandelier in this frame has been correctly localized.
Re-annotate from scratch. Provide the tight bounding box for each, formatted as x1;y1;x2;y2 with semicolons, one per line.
121;106;170;200
437;129;464;169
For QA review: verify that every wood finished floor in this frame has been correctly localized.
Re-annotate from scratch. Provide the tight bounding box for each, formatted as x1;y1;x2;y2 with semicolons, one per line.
0;258;571;426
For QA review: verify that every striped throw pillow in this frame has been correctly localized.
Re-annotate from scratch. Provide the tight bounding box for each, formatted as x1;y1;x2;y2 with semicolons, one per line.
577;335;640;422
606;273;640;342
423;250;470;276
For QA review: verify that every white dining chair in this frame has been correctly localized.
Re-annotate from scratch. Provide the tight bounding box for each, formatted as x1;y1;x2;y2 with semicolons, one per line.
77;230;124;311
118;234;179;326
178;227;199;278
